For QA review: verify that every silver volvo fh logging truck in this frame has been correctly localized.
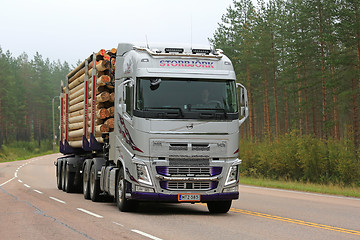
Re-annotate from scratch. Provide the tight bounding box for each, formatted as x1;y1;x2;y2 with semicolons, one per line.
56;43;248;213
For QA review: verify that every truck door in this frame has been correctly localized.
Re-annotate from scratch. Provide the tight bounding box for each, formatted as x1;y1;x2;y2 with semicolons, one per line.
119;79;136;153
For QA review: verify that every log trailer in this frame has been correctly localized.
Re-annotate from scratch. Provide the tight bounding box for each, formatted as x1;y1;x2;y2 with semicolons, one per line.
56;43;249;213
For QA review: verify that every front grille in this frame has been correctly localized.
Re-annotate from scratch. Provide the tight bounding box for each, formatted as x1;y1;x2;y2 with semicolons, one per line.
191;144;210;151
160;181;218;190
169;167;210;176
169;158;209;166
156;166;222;177
169;143;188;151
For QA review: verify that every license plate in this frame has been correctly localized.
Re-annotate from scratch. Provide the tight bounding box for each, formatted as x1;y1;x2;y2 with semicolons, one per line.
178;193;201;202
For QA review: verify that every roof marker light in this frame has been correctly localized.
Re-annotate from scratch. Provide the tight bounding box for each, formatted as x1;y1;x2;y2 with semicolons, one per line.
165;48;184;53
192;49;211;55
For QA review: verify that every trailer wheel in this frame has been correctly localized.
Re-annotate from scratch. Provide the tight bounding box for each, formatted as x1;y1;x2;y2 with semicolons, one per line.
62;161;67;192
207;200;232;214
89;164;101;202
64;163;75;193
56;160;62;190
116;167;137;212
83;164;90;199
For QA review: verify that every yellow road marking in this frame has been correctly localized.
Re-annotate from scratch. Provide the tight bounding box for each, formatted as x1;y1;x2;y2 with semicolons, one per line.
198;203;360;236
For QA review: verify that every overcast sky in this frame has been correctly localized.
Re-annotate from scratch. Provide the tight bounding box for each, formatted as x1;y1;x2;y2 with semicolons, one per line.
0;0;240;66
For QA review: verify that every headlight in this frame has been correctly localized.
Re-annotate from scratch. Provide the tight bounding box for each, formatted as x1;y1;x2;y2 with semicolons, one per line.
225;165;238;186
136;164;152;186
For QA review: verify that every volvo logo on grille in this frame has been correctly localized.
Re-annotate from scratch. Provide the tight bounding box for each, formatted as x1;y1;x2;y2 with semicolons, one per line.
186;123;194;130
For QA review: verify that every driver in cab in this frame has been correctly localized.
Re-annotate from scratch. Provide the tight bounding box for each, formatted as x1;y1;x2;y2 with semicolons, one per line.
200;88;221;108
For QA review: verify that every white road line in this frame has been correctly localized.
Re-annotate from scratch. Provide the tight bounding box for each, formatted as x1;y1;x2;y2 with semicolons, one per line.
76;208;103;218
0;162;31;187
33;189;43;194
49;196;66;204
0;177;16;187
1;160;40;187
131;230;163;240
18;179;23;183
112;221;124;227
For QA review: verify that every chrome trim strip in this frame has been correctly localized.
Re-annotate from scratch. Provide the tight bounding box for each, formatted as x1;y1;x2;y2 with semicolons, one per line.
149;131;229;135
156;175;221;181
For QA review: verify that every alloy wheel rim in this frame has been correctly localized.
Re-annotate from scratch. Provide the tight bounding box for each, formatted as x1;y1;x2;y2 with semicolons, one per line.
118;179;123;202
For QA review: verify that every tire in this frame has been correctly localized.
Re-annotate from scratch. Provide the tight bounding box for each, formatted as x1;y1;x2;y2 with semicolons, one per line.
89;164;101;202
65;163;75;193
62;161;67;192
83;164;90;200
56;160;62;190
116;167;137;212
207;200;232;213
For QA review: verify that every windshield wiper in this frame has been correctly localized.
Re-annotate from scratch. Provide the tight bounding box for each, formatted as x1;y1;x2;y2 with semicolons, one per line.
144;107;184;117
192;107;228;118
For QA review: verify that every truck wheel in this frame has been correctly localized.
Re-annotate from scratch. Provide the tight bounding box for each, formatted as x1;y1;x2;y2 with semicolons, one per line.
207;200;232;213
90;164;101;202
83;164;90;199
56;160;62;190
116;167;137;212
65;163;75;193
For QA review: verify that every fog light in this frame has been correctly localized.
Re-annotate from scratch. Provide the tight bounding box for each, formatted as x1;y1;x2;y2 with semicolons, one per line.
223;186;238;193
135;185;154;193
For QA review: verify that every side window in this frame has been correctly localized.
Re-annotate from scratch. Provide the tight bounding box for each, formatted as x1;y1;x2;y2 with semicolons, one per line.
125;83;133;116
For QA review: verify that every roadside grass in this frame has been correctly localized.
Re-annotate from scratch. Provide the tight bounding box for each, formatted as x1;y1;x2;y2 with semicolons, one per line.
0;141;54;163
239;176;360;198
0;150;53;163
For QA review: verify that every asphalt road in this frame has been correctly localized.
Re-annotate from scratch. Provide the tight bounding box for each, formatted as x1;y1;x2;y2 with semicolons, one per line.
1;154;359;240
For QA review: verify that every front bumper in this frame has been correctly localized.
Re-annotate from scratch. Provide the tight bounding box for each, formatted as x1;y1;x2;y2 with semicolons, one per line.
130;191;239;202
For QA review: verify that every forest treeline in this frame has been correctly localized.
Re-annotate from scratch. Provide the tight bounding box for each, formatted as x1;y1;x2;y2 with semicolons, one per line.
212;0;360;185
0;48;70;149
1;0;359;184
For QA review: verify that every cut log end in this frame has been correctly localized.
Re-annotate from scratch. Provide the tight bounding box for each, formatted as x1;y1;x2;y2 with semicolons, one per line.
108;106;114;117
97;91;110;103
105;118;114;129
109;48;117;55
100;124;110;133
98;49;106;56
97;75;111;86
97;108;110;119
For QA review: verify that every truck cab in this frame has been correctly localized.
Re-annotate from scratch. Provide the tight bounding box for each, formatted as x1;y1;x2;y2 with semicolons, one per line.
105;43;248;212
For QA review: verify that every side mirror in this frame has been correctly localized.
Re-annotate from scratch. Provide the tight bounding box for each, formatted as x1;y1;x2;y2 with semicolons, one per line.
236;83;249;125
119;78;134;113
239;88;245;105
241;106;246;116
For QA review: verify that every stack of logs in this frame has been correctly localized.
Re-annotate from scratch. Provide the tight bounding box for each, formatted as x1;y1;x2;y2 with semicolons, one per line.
64;49;116;148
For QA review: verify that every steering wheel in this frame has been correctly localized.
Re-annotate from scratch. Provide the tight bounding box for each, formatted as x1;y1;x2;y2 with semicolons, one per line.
207;100;222;107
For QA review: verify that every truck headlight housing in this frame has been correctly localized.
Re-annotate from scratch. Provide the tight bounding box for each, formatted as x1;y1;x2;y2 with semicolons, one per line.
136;164;152;186
225;165;238;186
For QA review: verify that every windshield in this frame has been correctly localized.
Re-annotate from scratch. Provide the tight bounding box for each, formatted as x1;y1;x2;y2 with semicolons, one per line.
135;78;238;120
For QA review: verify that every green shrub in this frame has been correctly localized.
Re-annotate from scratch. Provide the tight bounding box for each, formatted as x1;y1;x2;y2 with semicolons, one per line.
239;131;360;186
